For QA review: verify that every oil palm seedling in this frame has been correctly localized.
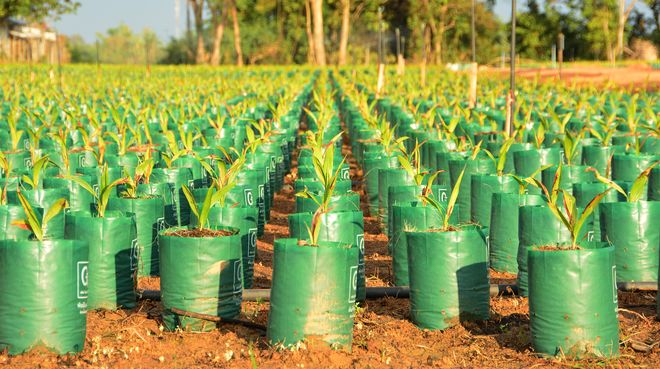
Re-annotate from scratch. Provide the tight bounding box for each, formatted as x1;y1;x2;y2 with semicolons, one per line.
524;164;618;358
404;164;489;330
594;162;660;283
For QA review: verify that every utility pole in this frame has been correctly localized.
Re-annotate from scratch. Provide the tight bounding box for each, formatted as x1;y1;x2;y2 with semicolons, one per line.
96;40;100;69
401;36;406;74
145;35;151;78
468;0;478;108
421;23;427;88
376;7;385;98
505;0;516;136
175;0;181;38
56;34;63;93
396;28;403;75
471;0;476;63
558;33;564;81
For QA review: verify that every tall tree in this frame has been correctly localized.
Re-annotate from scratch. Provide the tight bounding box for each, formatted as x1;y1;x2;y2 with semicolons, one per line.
311;0;326;65
189;0;207;64
209;0;227;66
582;0;618;62
305;0;316;63
617;0;638;58
229;0;243;66
646;0;660;31
419;0;455;64
338;0;350;65
0;0;79;22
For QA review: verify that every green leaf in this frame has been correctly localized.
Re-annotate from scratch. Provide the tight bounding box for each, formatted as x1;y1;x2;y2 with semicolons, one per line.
629;162;657;202
196;154;217;181
587;167;628;200
574;189;611;245
547;201;571;236
561;190;577;228
295;189;322;208
535;124;545;148
98;177;127;217
397;155;414;177
420;194;446;215
424;170;443;194
529;164;554;181
311;155;327;188
445;165;466;229
16;192;42;241
21;175;35;189
42;198;68;229
550;164;563;205
469;140;483;160
64;175;97;199
198;186;215;228
211;182;236;207
562;133;575;165
181;185;200;222
30;155;52;189
135;158;154;178
323;145;335;182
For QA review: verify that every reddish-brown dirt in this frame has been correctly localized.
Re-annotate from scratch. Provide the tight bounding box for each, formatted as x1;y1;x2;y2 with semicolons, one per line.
487;63;660;90
2;136;659;368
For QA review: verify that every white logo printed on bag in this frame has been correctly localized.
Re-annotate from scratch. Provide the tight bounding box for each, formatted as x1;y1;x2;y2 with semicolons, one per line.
244;189;254;206
587;231;594;242
612;265;618;305
234;260;243;293
78;155;87;168
155;218;166;247
348;266;358;304
341;167;350;180
356;234;365;260
77;261;89;299
485;235;490;258
248;228;257;257
130;239;139;271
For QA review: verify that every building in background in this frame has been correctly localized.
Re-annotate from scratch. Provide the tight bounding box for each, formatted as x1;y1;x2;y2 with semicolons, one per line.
0;19;65;63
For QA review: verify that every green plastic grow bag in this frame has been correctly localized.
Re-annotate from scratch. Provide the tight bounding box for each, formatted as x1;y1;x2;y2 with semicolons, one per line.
406;226;489;330
159;227;242;332
528;242;619;358
0;239;88;355
267;238;358;350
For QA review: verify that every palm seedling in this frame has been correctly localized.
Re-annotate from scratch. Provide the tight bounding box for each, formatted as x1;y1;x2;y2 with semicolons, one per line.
419;165;467;232
295;131;346;245
65;164;127;217
20;155;52;190
527;164;611;249
11;192;68;241
181;151;246;231
588;162;658;203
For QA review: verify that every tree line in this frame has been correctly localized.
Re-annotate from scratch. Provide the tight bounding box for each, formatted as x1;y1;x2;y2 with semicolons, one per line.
2;0;659;65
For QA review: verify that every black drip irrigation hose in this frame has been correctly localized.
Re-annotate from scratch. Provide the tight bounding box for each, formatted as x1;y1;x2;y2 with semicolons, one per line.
138;282;657;303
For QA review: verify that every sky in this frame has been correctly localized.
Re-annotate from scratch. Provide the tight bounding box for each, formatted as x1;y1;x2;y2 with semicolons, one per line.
52;0;652;43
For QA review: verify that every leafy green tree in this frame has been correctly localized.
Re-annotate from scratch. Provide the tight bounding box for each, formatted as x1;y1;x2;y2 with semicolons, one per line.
0;0;78;21
66;34;95;63
96;24;164;65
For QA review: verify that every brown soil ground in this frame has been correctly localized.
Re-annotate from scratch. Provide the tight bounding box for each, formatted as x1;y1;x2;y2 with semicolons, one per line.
487;63;660;90
2;133;659;368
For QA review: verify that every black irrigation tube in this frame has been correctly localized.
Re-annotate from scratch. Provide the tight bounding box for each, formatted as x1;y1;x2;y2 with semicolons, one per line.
138;282;656;302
